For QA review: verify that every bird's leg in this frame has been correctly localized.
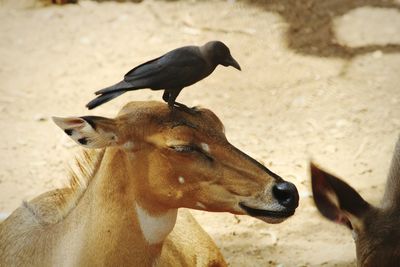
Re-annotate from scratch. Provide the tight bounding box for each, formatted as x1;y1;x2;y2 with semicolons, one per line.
162;90;170;103
167;89;179;109
167;89;199;115
173;102;200;115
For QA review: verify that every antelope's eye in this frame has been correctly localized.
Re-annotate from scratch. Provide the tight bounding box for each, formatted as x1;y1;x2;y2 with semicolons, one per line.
169;144;213;162
171;145;195;153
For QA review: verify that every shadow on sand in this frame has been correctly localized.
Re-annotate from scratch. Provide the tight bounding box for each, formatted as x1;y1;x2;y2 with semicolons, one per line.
245;0;400;58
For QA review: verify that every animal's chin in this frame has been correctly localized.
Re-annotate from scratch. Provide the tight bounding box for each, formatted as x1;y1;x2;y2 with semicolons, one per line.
239;202;295;224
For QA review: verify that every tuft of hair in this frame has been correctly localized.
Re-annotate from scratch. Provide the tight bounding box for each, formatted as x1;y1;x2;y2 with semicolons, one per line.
0;212;10;222
22;149;105;225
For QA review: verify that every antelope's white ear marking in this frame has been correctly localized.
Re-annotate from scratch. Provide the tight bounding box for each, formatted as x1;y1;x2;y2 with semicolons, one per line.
52;116;117;149
52;116;86;131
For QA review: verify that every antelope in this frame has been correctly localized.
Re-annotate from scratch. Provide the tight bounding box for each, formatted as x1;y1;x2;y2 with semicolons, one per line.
0;101;299;266
311;136;400;267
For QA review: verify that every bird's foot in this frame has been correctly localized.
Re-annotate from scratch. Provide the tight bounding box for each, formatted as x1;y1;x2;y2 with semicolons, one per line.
169;102;200;115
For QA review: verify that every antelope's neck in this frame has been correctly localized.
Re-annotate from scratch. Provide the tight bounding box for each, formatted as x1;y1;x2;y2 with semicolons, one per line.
81;148;178;265
134;202;178;245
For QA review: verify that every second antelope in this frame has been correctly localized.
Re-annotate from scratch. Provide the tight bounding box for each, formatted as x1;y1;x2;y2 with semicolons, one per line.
311;135;400;266
0;101;299;266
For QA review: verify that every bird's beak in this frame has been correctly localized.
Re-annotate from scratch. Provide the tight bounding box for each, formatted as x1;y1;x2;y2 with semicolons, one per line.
225;55;241;71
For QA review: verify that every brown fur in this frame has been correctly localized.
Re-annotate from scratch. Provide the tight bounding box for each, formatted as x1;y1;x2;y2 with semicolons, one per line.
311;135;400;267
23;150;105;225
0;101;297;266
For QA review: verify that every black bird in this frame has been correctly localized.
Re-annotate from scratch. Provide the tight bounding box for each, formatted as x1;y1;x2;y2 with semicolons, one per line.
86;41;241;110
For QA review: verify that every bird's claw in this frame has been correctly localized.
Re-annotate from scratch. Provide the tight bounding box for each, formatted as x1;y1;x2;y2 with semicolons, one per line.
169;102;200;115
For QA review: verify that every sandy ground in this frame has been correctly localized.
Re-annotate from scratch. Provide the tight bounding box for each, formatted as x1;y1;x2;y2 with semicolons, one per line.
1;0;400;266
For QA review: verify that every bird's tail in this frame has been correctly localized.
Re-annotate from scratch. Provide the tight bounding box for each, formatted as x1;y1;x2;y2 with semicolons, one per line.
86;90;127;110
95;80;134;95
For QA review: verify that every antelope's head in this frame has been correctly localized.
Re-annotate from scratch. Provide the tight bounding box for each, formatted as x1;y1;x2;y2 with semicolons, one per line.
53;101;298;224
311;136;400;266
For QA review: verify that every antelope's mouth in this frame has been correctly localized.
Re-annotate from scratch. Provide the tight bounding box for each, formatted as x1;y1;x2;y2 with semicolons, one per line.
239;202;296;223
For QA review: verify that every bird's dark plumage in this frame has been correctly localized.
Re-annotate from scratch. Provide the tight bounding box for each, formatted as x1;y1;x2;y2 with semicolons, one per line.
86;41;241;110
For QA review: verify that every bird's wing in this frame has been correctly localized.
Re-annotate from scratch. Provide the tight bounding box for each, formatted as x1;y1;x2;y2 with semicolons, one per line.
123;48;208;89
123;55;164;80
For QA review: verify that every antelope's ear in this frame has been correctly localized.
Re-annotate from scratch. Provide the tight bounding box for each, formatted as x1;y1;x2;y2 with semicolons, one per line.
52;116;118;148
310;162;371;230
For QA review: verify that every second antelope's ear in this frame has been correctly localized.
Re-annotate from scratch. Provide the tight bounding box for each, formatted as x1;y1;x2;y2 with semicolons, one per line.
382;135;400;210
52;116;118;149
310;162;371;230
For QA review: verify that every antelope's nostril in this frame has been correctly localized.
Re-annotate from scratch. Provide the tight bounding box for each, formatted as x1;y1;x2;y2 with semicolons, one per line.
273;182;299;209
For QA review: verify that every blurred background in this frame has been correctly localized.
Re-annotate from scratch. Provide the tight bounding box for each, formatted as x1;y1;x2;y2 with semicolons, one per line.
0;0;399;266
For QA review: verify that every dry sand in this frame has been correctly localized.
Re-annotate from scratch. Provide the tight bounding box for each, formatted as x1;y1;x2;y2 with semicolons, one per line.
0;0;400;266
